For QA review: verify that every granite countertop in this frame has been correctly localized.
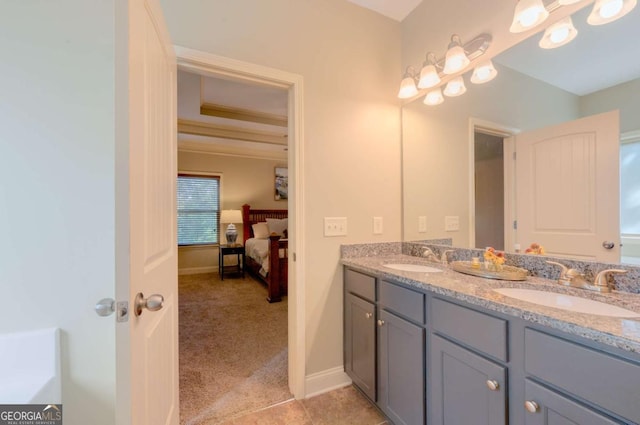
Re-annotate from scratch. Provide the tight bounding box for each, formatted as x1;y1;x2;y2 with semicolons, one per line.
342;254;640;354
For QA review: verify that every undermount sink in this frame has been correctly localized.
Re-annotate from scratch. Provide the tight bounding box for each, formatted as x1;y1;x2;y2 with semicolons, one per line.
383;263;443;273
494;288;640;318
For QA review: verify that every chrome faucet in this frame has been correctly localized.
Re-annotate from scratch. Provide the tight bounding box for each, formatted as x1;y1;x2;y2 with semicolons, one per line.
547;261;628;293
422;248;439;263
440;249;454;265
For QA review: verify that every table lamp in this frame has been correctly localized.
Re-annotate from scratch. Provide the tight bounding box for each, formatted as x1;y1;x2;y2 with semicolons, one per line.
220;209;243;245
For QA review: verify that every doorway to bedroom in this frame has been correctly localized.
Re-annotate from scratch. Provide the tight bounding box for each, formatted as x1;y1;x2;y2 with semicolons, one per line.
175;65;292;424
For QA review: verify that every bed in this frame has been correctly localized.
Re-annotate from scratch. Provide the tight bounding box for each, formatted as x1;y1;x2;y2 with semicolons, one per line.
242;204;288;303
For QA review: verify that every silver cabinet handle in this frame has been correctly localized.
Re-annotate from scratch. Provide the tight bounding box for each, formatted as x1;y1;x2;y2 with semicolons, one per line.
365;312;372;319
486;380;499;391
377;319;385;326
525;401;539;413
134;292;164;317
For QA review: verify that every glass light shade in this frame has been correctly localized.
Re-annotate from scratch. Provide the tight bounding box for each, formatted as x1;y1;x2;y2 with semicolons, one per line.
539;17;578;49
470;60;498;84
510;0;550;33
398;76;418;99
443;76;467;97
443;45;470;74
558;0;582;3
588;0;636;25
423;88;444;106
418;64;441;89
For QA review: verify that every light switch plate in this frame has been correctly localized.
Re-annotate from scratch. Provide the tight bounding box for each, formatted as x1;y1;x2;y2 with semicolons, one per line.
445;215;460;232
418;216;427;233
324;217;347;237
373;217;383;234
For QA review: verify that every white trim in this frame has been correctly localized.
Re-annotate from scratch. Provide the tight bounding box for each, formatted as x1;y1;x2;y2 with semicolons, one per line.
178;142;287;161
621;129;640;144
175;46;307;399
178;266;218;275
303;367;352;399
468;118;519;250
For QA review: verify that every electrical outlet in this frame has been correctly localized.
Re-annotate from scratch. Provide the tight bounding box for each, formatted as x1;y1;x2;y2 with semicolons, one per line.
324;217;347;236
445;216;460;232
418;216;427;233
373;217;383;234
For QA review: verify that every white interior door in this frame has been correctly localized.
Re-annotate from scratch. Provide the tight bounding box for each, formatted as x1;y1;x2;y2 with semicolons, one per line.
120;0;178;424
515;110;620;262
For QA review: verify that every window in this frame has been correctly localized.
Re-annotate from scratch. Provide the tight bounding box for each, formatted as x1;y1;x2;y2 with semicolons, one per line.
177;174;220;246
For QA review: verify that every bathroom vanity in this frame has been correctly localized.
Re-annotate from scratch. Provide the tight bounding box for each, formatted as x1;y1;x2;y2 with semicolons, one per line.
343;254;640;425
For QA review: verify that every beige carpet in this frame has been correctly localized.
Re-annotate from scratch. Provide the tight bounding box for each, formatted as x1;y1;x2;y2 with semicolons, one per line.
179;272;291;425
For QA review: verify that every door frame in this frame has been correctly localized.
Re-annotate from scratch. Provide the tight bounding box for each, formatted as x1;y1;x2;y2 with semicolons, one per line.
174;46;306;398
467;118;519;250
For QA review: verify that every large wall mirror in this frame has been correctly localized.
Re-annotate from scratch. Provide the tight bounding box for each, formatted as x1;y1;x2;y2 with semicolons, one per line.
401;3;640;265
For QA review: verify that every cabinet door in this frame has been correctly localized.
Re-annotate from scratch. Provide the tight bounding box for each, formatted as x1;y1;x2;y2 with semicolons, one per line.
524;380;621;425
430;335;506;425
344;293;376;400
378;309;425;425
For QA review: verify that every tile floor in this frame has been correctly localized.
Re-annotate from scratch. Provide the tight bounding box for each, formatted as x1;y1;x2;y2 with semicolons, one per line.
220;385;388;425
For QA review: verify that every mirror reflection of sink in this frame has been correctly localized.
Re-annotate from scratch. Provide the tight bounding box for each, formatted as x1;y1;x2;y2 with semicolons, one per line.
494;288;640;318
383;263;443;273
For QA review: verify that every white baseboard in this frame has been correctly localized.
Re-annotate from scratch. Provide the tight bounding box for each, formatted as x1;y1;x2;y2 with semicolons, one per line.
178;266;218;276
304;366;352;399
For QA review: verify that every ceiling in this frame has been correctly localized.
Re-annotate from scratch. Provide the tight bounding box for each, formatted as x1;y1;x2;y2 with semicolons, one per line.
346;0;423;21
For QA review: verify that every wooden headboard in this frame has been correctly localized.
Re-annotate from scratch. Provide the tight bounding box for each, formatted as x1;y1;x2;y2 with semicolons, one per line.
242;204;288;244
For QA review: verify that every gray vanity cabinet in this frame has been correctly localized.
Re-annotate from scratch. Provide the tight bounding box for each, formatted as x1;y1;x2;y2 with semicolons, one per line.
430;335;507;425
377;308;425;425
344;292;376;400
344;269;377;401
523;380;620;425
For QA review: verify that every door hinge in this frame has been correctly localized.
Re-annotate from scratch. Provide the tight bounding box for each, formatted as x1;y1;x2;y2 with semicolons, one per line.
513;220;518;230
293;252;296;262
513;151;517;160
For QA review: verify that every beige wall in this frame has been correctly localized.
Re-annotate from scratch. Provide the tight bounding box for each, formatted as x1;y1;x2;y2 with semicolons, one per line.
178;150;287;273
161;0;402;376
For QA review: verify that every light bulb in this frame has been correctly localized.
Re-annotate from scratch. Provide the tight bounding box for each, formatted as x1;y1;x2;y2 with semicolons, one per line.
443;43;470;75
397;76;418;99
510;0;550;33
550;27;570;44
443;77;467;97
600;0;624;17
471;60;498;84
418;64;441;89
423;88;444;106
519;7;542;27
539;17;578;49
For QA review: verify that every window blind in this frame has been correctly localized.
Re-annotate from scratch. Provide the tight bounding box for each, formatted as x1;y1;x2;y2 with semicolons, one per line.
177;175;220;245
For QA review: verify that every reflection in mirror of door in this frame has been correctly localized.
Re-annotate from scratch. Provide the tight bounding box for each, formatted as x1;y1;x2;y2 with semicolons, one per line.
474;131;504;251
621;137;640;265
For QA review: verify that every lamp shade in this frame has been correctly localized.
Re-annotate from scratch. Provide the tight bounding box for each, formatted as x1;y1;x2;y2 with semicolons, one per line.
443;76;467;97
510;0;549;33
587;0;636;25
398;76;418;99
539;17;578;49
443;38;470;75
423;88;444;106
220;209;242;224
470;60;498;84
418;64;441;89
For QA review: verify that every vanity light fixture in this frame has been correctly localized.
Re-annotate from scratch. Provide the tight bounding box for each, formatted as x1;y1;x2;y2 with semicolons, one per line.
470;60;498;84
418;53;441;89
510;0;550;33
397;66;419;99
443;76;467;97
443;35;471;74
423;88;444;106
587;0;637;25
539;16;578;48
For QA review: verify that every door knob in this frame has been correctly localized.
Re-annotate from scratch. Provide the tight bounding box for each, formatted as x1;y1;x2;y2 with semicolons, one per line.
365;312;372;319
377;319;385;326
602;241;615;250
134;292;164;317
486;380;500;391
525;401;539;413
95;298;115;317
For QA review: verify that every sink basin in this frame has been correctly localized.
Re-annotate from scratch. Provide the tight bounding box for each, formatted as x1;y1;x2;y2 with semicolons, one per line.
494;288;640;318
383;263;443;273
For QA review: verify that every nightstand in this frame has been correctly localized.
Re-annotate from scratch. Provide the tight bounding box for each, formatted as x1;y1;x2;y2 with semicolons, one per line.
219;244;245;280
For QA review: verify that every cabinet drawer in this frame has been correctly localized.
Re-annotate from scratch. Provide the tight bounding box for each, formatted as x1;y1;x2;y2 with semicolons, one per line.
345;268;376;302
432;298;508;362
379;280;425;324
525;328;640;424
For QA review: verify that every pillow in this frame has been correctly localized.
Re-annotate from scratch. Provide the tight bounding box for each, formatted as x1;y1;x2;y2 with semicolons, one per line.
252;222;270;239
266;218;288;238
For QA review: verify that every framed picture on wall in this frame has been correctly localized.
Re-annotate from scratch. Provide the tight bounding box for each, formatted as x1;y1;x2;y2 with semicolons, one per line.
275;167;288;200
